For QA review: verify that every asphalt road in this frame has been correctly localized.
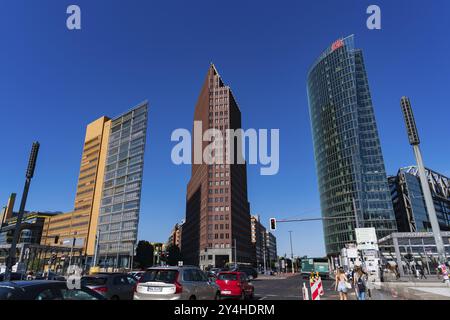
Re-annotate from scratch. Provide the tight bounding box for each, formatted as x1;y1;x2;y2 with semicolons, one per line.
252;274;398;300
252;274;303;300
252;274;353;300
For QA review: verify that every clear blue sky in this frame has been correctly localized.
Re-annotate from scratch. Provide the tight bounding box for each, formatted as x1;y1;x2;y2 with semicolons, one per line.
1;0;449;258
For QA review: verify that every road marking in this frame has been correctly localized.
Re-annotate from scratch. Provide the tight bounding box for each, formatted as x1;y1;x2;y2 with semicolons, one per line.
257;295;300;300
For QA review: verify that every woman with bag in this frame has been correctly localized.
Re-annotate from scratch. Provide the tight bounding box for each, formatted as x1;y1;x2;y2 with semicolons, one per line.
335;267;350;300
353;267;368;300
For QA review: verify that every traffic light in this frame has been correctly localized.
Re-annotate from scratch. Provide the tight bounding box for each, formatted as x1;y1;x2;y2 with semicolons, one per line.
54;235;59;244
6;230;14;244
270;218;276;231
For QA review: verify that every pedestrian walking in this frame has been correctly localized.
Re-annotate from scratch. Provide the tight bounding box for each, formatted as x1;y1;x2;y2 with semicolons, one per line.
335;267;350;300
441;263;449;284
395;265;400;279
26;271;34;281
353;267;368;300
419;267;427;280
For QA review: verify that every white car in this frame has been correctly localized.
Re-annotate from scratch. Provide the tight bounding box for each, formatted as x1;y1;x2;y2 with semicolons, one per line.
134;266;220;300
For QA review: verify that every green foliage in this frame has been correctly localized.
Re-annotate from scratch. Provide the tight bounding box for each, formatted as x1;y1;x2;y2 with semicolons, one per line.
165;244;182;266
135;241;154;269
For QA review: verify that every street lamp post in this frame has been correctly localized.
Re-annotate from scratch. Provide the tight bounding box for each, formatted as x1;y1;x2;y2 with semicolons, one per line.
4;142;40;282
289;231;294;274
130;243;136;271
263;244;267;274
68;232;78;268
93;230;101;268
234;238;237;268
400;97;446;264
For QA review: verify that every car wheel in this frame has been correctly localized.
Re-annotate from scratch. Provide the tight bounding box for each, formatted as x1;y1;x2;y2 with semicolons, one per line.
110;295;120;300
189;295;196;300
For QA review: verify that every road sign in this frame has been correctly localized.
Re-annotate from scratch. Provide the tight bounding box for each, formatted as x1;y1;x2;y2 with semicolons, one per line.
347;247;358;259
355;228;377;244
63;237;84;247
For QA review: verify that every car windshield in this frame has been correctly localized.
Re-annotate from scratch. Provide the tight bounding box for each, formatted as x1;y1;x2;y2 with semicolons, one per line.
141;270;178;284
81;277;107;286
218;273;238;281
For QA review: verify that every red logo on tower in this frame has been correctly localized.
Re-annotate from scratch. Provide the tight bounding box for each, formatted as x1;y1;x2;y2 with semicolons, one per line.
331;39;344;51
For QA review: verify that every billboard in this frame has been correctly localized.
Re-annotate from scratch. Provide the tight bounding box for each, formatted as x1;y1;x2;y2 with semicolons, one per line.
355;228;377;244
356;228;379;251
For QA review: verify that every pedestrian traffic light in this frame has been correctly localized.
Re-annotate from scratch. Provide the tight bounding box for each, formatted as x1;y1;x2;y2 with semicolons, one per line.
270;218;276;231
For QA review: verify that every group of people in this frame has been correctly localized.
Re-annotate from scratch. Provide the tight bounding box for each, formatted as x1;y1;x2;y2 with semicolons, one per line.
334;266;369;300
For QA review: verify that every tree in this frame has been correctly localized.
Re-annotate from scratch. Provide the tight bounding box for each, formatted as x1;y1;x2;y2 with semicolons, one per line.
166;244;182;266
134;241;154;269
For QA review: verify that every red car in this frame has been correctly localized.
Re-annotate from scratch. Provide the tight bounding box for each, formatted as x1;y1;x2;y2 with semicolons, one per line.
215;271;254;300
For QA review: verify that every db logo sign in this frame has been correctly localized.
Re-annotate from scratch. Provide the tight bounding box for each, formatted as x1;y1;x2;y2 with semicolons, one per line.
66;265;83;290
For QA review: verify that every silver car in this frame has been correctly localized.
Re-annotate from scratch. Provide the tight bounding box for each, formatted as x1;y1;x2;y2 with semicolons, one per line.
134;266;220;300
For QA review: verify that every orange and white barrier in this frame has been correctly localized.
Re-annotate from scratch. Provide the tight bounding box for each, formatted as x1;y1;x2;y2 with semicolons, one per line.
317;276;324;296
310;279;321;300
302;282;310;300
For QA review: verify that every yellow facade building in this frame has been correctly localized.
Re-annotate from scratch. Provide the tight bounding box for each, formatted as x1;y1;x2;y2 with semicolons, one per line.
41;116;111;256
41;102;148;269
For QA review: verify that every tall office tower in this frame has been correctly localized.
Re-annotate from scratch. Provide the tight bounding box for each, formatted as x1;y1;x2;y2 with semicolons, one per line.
389;166;450;233
181;64;253;269
42;102;148;268
97;102;148;268
307;35;397;255
251;215;267;268
42;116;111;256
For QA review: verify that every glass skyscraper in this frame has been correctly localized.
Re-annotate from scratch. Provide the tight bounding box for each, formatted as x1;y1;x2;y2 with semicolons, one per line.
307;35;397;255
97;102;148;268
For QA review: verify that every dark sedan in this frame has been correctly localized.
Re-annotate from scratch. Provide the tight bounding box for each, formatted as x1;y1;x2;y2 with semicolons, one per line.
81;273;137;300
0;280;105;300
0;272;25;281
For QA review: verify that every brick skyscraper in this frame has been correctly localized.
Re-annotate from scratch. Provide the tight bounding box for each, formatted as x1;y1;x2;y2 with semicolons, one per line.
181;64;253;269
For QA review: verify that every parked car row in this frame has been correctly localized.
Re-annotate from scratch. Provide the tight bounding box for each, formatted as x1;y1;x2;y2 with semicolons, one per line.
0;266;256;300
0;281;105;300
206;265;258;281
0;271;67;282
134;266;254;300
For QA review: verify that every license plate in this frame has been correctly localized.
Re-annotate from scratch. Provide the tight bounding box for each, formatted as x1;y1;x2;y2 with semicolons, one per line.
147;287;162;292
221;290;231;294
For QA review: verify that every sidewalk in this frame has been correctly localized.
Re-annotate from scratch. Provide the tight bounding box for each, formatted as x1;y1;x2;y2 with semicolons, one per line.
374;279;450;300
